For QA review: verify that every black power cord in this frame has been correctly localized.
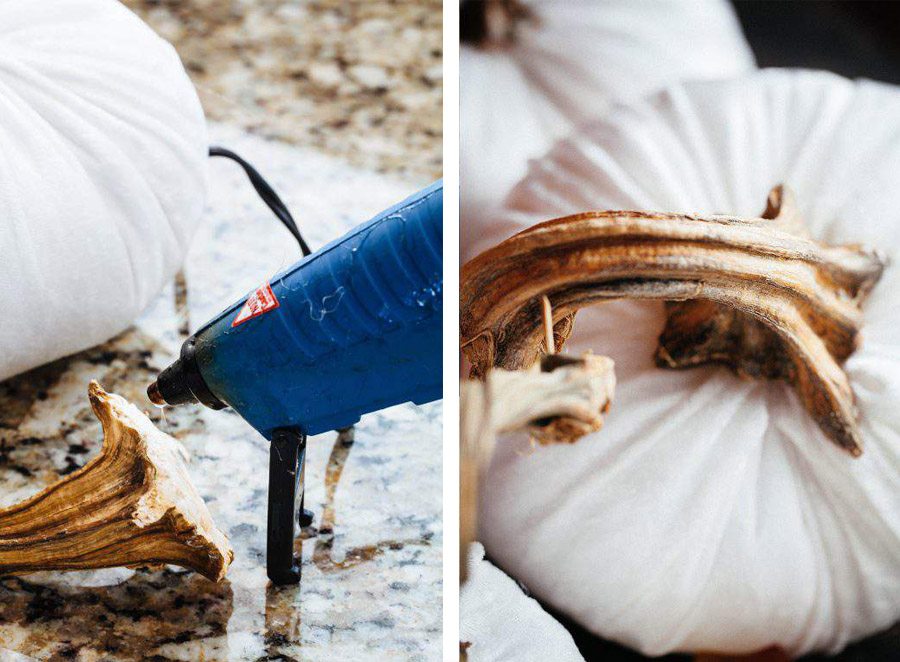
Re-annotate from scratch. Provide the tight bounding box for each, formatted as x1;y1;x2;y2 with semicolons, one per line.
208;146;312;257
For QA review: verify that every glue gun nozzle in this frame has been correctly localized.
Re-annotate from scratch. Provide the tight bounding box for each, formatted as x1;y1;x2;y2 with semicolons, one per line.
147;381;166;406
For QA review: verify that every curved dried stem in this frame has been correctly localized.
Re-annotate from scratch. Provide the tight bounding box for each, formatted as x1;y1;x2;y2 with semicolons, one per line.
461;186;886;456
460;354;615;581
0;381;233;581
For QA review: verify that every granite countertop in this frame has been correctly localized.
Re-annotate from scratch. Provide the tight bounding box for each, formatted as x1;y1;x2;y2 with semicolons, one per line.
122;0;443;180
0;126;442;661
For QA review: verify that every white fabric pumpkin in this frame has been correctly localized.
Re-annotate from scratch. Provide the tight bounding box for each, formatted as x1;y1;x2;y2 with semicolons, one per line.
0;0;207;381
461;542;583;662
476;69;900;656
460;0;755;261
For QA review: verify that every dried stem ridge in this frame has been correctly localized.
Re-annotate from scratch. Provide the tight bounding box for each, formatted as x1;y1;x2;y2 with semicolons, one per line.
0;381;233;581
460;186;886;456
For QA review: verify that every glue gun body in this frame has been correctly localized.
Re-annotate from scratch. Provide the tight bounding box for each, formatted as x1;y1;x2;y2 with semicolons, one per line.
150;180;443;434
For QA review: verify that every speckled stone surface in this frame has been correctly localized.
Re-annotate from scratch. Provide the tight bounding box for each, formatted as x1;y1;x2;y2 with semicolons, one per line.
0;125;442;661
121;0;443;180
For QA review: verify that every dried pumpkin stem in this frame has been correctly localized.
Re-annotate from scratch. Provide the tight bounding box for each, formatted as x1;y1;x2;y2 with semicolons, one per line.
0;381;233;581
460;186;886;456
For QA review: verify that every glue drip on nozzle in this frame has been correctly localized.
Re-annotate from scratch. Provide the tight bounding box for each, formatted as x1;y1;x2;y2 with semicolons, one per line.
147;381;166;406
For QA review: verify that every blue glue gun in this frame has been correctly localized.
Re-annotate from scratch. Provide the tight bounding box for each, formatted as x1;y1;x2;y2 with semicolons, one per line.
148;180;442;584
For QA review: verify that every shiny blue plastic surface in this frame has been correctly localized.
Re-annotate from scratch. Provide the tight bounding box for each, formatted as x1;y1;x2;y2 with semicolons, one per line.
192;181;443;439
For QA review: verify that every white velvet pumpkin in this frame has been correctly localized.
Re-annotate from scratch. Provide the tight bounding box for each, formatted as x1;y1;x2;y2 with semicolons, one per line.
0;0;207;381
460;0;755;261
475;69;900;656
461;542;583;662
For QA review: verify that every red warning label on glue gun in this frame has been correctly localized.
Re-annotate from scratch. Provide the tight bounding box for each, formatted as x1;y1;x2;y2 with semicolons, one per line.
232;281;280;327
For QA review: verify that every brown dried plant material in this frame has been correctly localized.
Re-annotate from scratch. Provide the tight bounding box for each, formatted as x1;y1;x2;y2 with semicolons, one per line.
0;381;233;581
460;355;615;581
461;0;536;48
460;185;886;456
